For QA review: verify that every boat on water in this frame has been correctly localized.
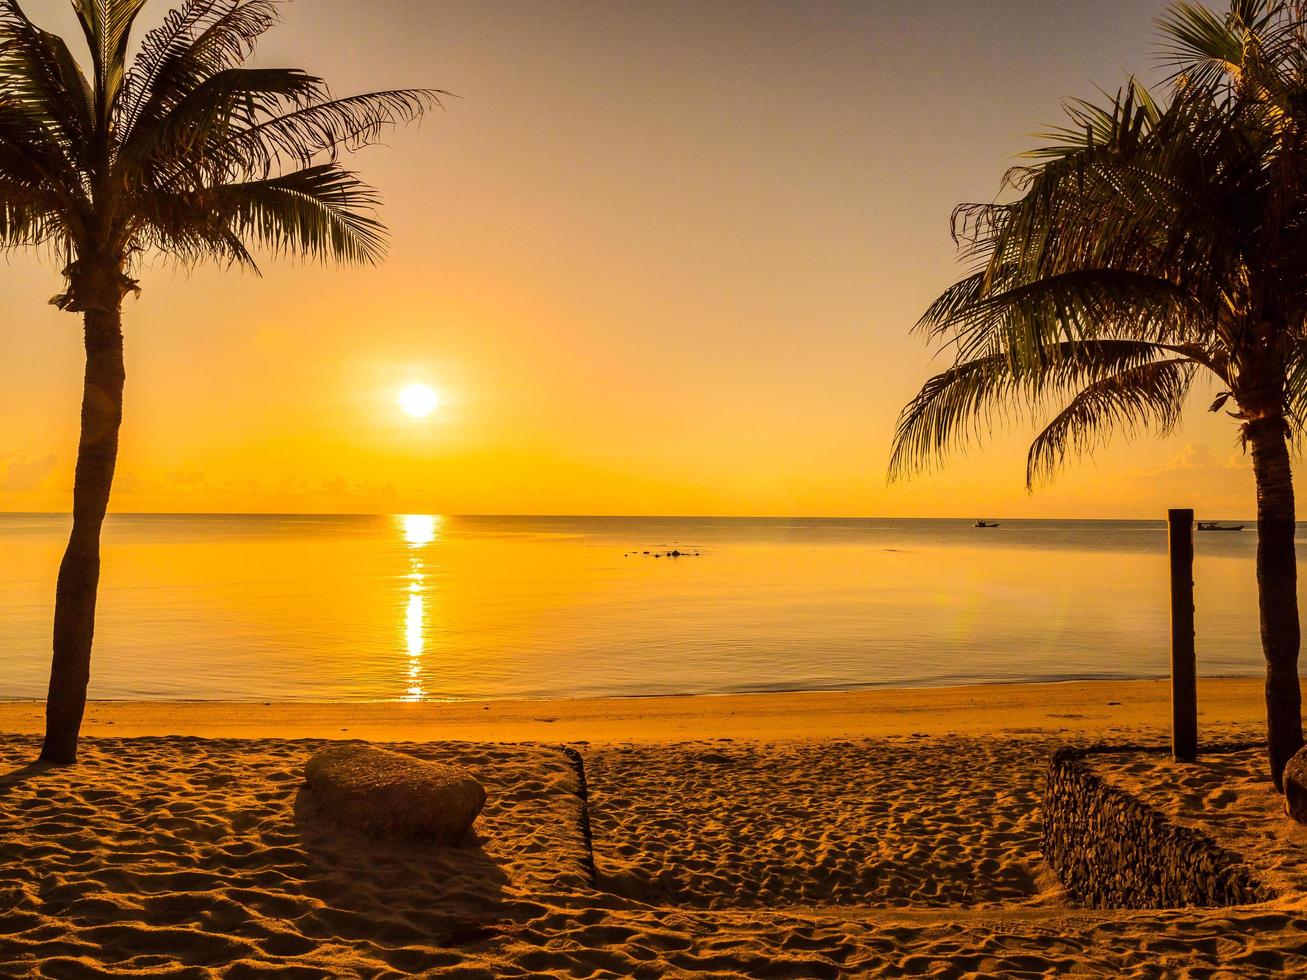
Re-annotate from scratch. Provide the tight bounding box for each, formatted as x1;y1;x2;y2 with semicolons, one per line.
1197;522;1245;532
973;520;1000;529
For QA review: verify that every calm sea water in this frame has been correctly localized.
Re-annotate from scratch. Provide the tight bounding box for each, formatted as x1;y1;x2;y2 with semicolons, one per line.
0;514;1289;702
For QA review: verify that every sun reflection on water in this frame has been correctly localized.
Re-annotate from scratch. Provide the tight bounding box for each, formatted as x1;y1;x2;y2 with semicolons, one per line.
402;514;439;548
405;588;425;700
396;515;442;701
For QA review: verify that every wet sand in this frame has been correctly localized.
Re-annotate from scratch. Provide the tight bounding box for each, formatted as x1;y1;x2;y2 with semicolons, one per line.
0;677;1276;743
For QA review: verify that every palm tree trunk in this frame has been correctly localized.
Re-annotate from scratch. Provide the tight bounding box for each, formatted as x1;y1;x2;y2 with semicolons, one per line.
1247;416;1304;789
39;276;126;765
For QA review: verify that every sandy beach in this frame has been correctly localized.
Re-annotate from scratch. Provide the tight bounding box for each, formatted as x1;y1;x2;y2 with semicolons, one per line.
2;679;1306;977
0;677;1277;743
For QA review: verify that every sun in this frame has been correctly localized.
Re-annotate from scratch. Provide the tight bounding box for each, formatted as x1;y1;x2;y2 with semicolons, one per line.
398;383;440;418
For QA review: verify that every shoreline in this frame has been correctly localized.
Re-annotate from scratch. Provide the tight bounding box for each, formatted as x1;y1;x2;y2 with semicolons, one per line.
0;677;1272;744
0;512;1265;520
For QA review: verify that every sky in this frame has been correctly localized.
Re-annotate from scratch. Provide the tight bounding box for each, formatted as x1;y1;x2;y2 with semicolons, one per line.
0;0;1271;517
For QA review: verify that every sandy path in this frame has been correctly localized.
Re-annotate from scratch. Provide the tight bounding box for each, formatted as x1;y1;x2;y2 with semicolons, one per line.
587;738;1056;909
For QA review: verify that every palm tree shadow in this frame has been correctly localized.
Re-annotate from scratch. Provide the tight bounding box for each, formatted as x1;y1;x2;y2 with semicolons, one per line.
0;761;60;796
289;785;515;953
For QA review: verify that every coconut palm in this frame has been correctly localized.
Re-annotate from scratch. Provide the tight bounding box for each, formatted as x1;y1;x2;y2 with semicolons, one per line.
890;0;1307;786
0;0;441;763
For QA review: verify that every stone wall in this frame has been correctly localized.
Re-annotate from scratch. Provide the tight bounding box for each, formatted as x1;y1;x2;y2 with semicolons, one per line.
560;745;596;885
1043;746;1274;909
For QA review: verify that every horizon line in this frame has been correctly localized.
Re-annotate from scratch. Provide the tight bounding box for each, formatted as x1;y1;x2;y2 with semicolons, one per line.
0;511;1263;523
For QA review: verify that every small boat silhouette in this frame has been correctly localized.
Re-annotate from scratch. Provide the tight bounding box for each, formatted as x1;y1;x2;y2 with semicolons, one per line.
1197;522;1245;532
973;520;1000;529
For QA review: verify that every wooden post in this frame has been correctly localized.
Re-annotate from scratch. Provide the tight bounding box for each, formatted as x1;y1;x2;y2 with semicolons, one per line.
1168;508;1198;762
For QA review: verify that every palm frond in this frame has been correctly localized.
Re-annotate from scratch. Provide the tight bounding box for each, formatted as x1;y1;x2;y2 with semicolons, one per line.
1282;340;1307;424
1158;1;1260;82
0;0;438;278
211;163;387;264
135;163;386;267
0;102;77;191
70;0;150;114
0;1;96;165
1028;79;1164;161
117;0;283;142
1026;358;1195;487
918;270;1200;358
0;177;65;247
1156;0;1303;113
168;88;446;186
119;67;326;176
889;341;1190;481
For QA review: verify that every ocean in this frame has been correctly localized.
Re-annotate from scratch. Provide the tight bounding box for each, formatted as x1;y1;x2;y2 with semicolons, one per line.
0;514;1283;702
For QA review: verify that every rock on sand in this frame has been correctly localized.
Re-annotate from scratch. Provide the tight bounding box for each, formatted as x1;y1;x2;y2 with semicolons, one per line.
305;744;487;844
1285;747;1307;824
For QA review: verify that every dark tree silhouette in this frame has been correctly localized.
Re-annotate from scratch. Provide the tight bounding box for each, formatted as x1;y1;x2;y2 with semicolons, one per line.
0;0;441;763
892;0;1307;786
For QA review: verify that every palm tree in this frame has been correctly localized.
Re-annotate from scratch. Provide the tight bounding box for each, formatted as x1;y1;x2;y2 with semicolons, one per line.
890;0;1307;787
0;0;441;764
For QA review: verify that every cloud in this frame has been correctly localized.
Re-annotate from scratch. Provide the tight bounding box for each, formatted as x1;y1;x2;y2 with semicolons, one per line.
1116;442;1254;515
0;453;57;491
1140;443;1244;478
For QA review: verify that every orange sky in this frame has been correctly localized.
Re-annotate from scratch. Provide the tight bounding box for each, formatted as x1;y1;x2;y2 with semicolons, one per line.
0;0;1272;518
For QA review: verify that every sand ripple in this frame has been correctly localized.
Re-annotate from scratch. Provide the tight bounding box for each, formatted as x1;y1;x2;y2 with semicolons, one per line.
586;737;1054;909
3;732;1307;977
0;736;584;977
